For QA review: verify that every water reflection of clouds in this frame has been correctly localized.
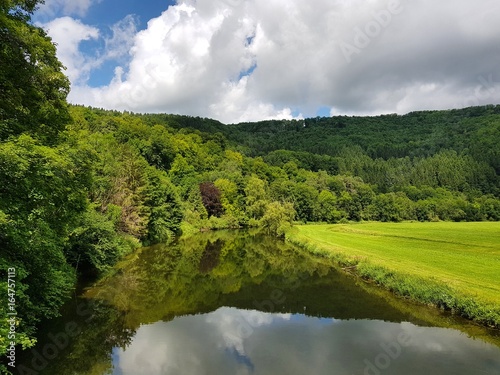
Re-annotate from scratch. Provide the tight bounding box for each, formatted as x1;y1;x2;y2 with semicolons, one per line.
207;308;291;346
112;308;500;375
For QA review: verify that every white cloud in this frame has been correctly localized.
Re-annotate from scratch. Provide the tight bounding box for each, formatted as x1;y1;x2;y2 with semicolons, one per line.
62;0;500;123
41;17;99;84
41;15;137;86
103;15;138;61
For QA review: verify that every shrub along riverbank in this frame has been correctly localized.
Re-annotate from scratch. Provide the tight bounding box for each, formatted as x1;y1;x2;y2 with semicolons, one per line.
286;222;500;328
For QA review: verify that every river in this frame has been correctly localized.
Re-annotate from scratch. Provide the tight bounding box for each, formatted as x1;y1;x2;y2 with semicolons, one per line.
16;230;500;375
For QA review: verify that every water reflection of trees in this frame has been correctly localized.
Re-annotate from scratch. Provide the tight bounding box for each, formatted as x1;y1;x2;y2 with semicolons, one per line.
17;299;135;375
199;239;224;274
44;230;341;374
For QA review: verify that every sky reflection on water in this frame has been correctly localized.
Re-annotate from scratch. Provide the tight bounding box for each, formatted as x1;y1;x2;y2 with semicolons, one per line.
112;307;500;375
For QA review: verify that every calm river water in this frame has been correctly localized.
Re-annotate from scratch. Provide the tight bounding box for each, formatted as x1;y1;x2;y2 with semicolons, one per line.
16;230;500;375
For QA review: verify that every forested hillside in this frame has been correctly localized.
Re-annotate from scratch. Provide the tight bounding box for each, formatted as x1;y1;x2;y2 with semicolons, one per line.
1;1;500;371
143;106;500;196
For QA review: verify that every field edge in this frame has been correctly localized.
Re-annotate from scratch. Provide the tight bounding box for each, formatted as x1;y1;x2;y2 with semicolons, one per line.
285;224;500;329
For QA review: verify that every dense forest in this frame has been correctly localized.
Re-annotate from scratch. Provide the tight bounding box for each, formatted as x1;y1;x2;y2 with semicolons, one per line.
1;1;500;372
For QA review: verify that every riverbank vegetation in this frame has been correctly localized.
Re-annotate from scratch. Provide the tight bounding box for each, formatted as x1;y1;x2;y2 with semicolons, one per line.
1;0;500;369
286;223;500;327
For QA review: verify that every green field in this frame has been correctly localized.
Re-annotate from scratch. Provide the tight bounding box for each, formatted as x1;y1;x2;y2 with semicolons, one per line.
287;222;500;326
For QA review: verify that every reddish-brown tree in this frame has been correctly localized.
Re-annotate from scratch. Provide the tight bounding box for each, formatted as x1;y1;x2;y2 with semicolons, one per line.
199;182;223;217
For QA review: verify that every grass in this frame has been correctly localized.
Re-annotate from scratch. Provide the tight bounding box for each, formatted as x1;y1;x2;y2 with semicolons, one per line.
286;222;500;327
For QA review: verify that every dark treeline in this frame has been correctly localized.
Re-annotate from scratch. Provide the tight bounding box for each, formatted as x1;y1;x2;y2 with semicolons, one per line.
229;107;500;163
148;106;500;195
1;1;500;371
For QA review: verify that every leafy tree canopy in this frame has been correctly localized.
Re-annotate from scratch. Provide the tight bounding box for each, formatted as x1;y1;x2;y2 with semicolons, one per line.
0;0;70;143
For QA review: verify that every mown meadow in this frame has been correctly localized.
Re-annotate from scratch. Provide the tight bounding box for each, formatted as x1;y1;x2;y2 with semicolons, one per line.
287;222;500;327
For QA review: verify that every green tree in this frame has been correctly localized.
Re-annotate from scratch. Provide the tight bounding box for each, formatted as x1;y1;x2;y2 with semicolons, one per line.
85;133;149;238
214;178;243;226
292;182;318;222
260;201;296;237
367;192;415;222
245;175;269;219
143;167;183;244
315;190;343;223
0;0;70;142
214;178;239;212
0;135;93;357
66;207;135;277
478;196;500;221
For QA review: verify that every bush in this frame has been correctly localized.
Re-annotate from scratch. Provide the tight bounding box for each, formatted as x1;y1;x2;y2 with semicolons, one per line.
67;208;135;276
261;202;296;237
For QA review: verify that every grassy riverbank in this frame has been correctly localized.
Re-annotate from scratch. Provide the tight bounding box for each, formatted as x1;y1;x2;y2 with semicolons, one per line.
286;222;500;327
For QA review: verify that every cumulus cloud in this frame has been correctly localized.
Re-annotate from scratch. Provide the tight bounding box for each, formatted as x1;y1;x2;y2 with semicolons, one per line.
41;15;137;85
41;17;99;83
55;0;500;123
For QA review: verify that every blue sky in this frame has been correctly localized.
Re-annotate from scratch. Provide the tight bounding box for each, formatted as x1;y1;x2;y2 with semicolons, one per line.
84;0;174;28
33;0;500;123
81;0;172;87
75;1;176;87
35;0;174;29
34;1;177;87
